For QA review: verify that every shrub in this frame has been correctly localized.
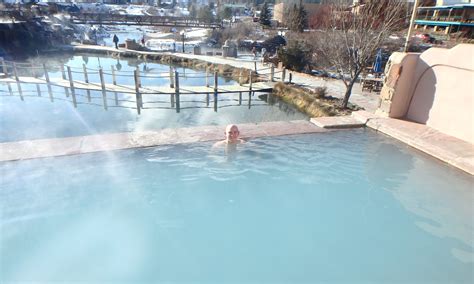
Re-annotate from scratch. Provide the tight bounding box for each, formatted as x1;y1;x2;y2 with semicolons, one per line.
277;40;312;72
209;23;253;46
314;87;327;98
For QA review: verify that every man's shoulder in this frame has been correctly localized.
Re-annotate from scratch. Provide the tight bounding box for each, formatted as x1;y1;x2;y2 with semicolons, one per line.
212;140;227;148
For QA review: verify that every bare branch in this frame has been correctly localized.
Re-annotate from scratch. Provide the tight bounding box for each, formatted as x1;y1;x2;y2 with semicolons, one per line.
309;0;405;108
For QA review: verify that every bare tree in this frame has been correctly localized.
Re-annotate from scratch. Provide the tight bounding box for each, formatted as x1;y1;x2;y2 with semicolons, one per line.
312;0;406;108
308;4;331;29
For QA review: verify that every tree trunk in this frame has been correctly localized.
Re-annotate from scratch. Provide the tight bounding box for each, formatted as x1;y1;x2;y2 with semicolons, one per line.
341;78;357;109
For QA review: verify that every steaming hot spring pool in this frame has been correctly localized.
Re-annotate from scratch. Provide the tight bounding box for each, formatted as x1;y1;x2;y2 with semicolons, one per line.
0;54;473;282
1;129;473;283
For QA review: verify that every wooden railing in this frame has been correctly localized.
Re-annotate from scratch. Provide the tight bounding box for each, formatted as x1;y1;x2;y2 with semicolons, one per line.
0;59;287;115
69;13;223;28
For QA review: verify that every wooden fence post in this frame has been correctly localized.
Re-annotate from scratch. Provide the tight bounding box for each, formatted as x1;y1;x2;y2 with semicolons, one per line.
67;66;77;108
248;71;253;109
270;64;275;82
289;73;292;84
254;61;257;73
248;90;252;109
13;63;23;101
99;68;108;110
238;91;242;105
6;82;13;96
213;71;218;112
136;66;141;88
1;58;7;77
134;69;141;115
30;63;36;78
43;63;53;102
169;65;174;88
111;65;117;85
32;63;41;97
206;67;209;88
60;64;69;97
248;70;253;97
60;64;66;80
83;64;91;102
282;68;286;83
175;70;180;113
111;65;118;105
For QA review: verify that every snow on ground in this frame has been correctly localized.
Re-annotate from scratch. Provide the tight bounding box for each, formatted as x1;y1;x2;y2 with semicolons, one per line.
84;25;210;51
146;39;176;51
146;32;174;39
124;5;148;16
184;28;209;39
144;28;210;50
76;3;111;13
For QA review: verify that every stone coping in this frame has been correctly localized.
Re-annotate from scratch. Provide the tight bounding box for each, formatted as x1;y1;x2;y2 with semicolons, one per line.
0;120;326;162
310;116;365;129
352;111;474;176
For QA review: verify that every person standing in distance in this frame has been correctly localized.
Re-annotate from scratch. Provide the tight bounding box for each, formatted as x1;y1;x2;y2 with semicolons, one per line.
113;34;119;49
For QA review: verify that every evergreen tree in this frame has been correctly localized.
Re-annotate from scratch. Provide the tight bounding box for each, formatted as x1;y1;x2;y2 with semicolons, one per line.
198;6;215;23
259;2;272;27
219;7;233;20
190;4;197;18
295;2;308;32
288;1;307;32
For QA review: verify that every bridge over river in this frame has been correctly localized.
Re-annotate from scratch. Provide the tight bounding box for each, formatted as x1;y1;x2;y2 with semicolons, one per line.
0;59;284;115
0;10;222;29
69;13;223;28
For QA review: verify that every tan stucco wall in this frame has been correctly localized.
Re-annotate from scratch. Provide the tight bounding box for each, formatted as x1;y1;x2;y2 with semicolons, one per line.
273;3;322;23
274;3;284;23
377;44;474;144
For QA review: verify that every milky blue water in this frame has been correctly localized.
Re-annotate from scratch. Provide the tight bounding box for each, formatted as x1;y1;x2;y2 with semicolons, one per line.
1;129;473;283
0;54;306;142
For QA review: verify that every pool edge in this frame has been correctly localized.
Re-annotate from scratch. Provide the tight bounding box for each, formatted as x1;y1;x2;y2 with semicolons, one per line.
0;120;327;162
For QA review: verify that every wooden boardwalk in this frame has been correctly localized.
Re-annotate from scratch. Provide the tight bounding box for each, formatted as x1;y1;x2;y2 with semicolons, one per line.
0;76;274;95
0;58;283;114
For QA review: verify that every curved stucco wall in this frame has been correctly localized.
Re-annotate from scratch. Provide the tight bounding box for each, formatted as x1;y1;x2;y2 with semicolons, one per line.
406;64;474;143
378;44;474;144
406;45;474;144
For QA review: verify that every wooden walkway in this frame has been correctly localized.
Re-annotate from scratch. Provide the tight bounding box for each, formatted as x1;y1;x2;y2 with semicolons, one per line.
0;76;274;95
0;58;284;114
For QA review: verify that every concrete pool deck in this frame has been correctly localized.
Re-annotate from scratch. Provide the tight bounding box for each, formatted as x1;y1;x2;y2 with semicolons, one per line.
1;115;472;175
0;120;326;162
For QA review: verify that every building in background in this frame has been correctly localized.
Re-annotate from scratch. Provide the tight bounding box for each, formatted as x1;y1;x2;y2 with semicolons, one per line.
415;0;473;36
273;0;334;24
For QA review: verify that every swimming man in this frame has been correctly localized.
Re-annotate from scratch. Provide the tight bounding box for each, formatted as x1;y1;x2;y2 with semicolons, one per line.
213;124;245;148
